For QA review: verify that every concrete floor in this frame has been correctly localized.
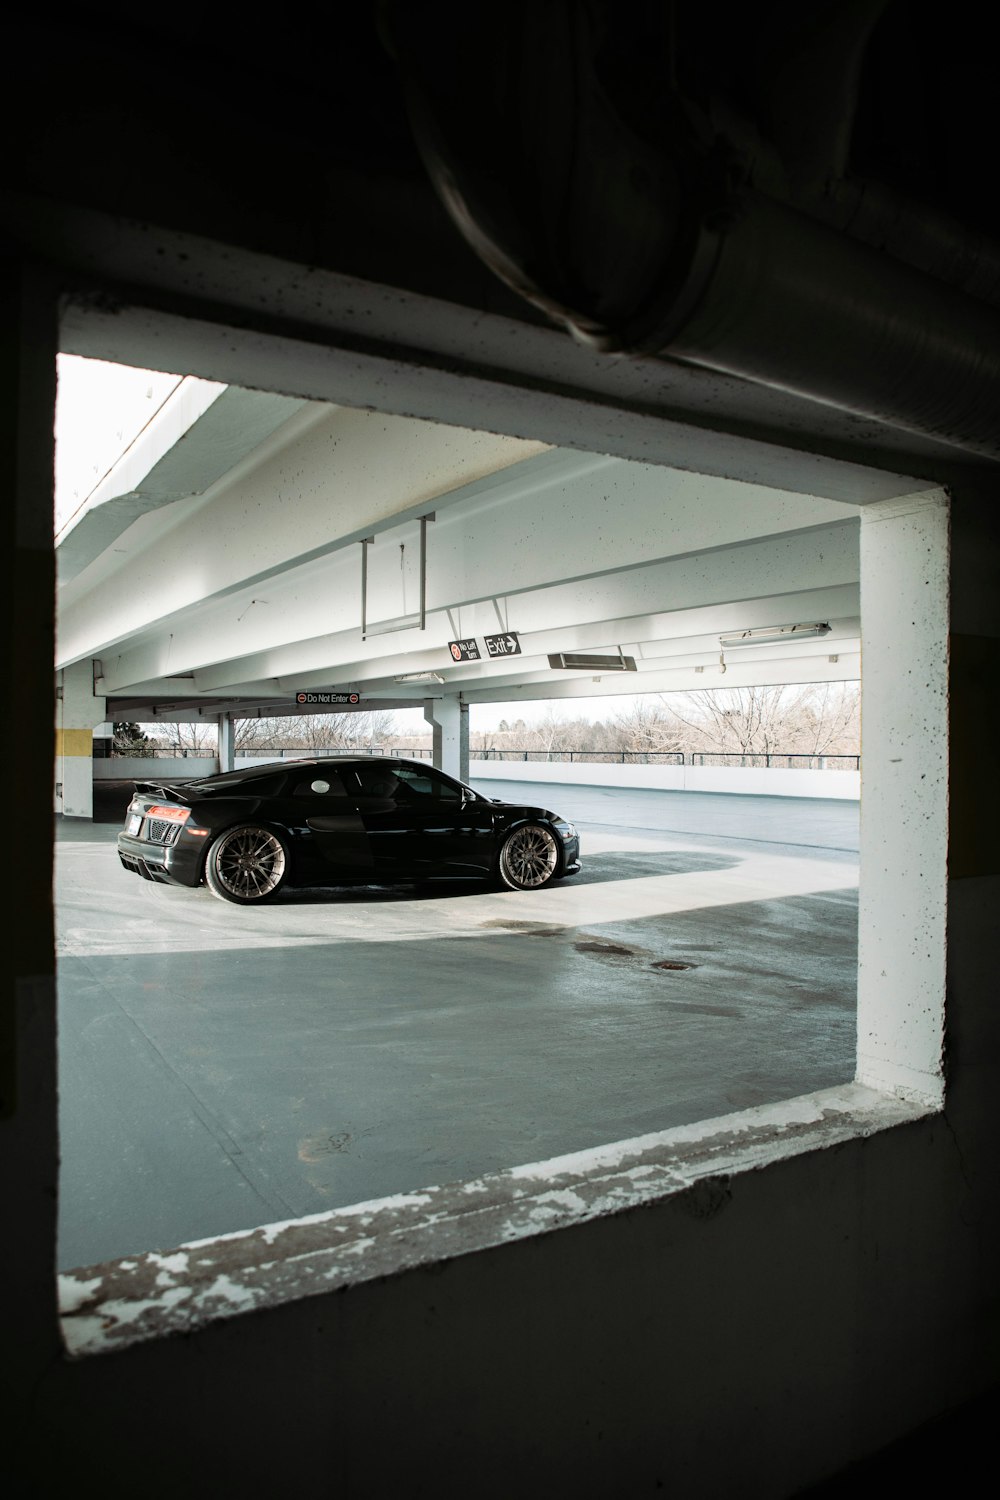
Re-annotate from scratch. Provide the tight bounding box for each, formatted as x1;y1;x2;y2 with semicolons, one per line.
56;781;859;1270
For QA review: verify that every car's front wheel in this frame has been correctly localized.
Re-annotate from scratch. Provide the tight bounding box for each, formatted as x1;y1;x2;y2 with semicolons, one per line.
204;824;289;904
497;823;560;891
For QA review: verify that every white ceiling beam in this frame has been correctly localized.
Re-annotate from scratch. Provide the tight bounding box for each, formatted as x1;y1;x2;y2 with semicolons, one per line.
91;516;858;694
57;406;547;663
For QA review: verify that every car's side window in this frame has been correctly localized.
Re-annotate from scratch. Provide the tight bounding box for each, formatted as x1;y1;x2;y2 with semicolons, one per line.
349;766;402;801
393;765;462;803
345;764;464;804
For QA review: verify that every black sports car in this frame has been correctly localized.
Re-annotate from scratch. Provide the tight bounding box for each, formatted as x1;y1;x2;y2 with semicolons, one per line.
117;757;581;904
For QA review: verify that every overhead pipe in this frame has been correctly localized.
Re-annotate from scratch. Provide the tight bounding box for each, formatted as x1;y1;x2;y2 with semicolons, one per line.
379;0;1000;460
656;187;1000;460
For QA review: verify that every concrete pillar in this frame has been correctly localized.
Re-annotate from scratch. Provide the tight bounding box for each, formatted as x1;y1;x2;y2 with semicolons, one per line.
4;234;61;1428
423;696;469;782
56;659;107;818
218;713;236;773
856;489;949;1106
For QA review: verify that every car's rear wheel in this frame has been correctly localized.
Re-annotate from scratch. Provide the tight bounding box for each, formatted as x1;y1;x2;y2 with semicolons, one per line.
497;823;560;890
204;824;289;904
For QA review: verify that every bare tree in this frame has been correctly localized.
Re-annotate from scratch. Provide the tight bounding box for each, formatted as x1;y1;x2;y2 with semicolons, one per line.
608;697;684;754
527;707;572;756
233;709;398;753
660;683;860;760
788;682;861;755
145;720;217;754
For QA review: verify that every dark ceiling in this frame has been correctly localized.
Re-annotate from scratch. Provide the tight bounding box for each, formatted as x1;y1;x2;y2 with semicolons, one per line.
12;4;996;281
5;1;999;474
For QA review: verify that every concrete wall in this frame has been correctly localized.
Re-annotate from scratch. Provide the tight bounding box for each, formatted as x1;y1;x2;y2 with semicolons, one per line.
93;756;218;780
6;97;998;1500
49;489;992;1500
470;756;860;799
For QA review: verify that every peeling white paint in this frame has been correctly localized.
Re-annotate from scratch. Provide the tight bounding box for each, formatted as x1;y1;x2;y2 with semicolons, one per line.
97;1286;193;1330
196;1275;256;1310
254;1192;433;1246
60;1084;932;1360
149;1252;189;1276
57;1273;103;1313
531;1189;589;1213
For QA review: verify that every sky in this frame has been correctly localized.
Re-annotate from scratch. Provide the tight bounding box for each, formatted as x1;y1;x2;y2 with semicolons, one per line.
397;697;638;736
54;355;183;533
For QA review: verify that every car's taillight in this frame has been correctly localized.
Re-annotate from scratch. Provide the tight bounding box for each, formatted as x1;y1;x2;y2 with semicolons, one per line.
146;805;191;824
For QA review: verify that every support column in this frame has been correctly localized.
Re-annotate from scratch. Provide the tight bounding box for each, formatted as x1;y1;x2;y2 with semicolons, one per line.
56;659;106;819
218;713;236;773
423;696;469;781
3;238;61;1431
856;489;949;1106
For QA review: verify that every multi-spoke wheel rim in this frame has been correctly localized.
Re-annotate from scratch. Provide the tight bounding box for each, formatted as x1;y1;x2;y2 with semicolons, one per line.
501;825;558;888
212;827;286;899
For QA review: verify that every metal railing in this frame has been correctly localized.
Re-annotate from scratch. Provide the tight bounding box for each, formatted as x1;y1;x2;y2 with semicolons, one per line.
107;745;859;769
107;746;212;758
473;748;859;769
237;746;391;759
474;748;685;765
688;752;860;769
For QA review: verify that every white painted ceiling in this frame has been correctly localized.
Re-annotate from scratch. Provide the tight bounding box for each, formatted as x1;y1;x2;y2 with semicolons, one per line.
56;379;863;722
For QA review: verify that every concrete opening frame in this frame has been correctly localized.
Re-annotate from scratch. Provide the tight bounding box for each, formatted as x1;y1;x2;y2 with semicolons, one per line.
8;213;989;1497
48;259;948;1336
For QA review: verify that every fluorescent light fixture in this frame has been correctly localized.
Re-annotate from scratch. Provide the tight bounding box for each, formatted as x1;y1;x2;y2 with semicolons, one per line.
719;622;832;649
548;650;637;671
393;671;445;683
365;613;423;638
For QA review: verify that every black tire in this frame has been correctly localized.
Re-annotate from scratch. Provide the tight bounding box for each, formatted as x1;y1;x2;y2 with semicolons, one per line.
496;823;560;891
203;823;289;904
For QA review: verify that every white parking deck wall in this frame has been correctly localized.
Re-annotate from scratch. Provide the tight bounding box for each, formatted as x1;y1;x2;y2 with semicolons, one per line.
469;758;860;799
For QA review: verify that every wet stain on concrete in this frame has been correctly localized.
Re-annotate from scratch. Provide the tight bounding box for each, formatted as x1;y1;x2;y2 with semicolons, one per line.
663;1003;741;1018
298;1131;362;1162
574;940;636;958
479;919;569;938
573;936;704;978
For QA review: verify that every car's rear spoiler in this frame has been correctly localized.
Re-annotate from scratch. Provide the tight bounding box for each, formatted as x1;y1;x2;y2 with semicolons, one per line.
133;781;196;804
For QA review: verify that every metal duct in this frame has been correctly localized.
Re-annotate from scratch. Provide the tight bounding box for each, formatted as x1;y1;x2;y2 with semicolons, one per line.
380;0;1000;460
662;190;1000;460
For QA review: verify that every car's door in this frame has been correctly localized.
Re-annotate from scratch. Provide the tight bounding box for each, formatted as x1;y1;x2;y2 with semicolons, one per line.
345;761;496;878
281;766;376;880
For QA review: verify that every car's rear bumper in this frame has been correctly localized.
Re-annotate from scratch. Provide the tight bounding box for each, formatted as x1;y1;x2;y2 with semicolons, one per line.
117;834;200;887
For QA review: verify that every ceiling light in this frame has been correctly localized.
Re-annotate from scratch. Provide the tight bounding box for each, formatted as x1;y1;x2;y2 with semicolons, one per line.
719;623;832;649
393;671;445;683
548;650;636;671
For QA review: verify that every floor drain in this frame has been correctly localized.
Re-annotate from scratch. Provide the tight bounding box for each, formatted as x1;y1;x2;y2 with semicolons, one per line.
652;960;697;971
